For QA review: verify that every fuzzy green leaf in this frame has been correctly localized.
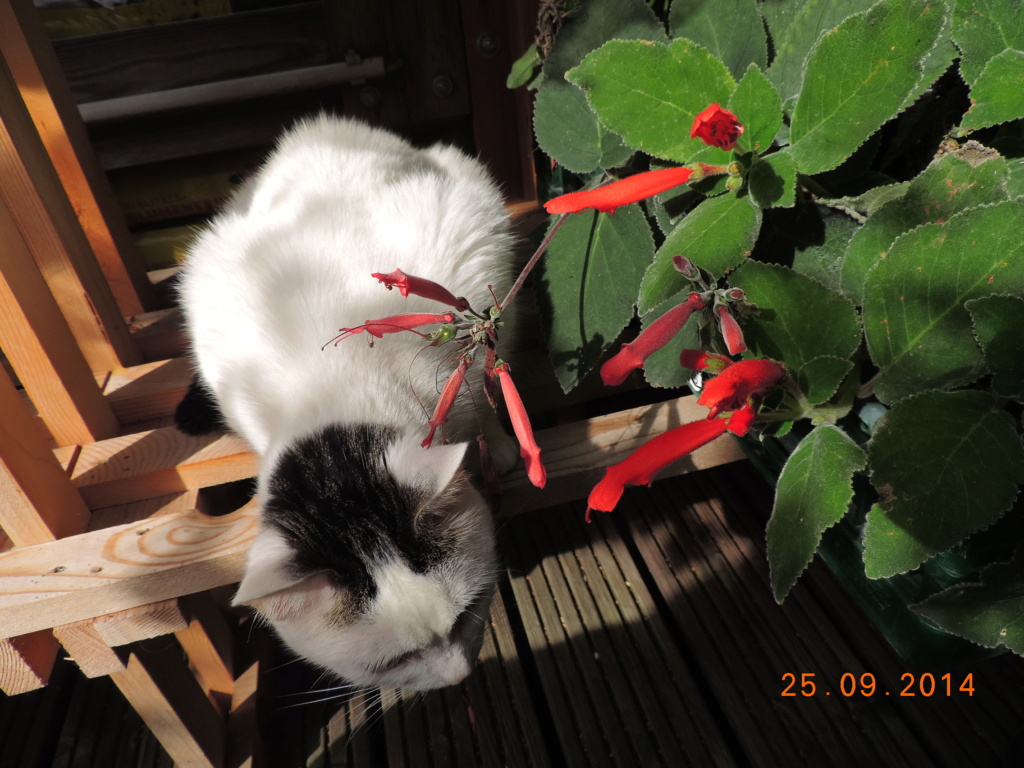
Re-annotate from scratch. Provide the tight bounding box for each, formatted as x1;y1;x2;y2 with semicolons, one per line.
768;425;867;602
728;261;861;404
911;545;1024;656
532;0;665;173
960;49;1024;132
842;148;1009;303
536;206;654;392
952;0;1024;86
791;207;861;294
863;199;1024;404
727;64;784;154
864;390;1024;578
668;0;767;80
748;151;797;209
762;0;879;111
567;38;737;164
788;0;946;174
967;294;1024;400
638;194;760;315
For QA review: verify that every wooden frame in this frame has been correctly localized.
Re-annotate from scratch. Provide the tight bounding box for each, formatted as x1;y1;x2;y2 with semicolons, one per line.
0;2;744;765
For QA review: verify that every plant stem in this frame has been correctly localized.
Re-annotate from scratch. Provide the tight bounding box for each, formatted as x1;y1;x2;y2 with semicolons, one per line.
500;212;570;309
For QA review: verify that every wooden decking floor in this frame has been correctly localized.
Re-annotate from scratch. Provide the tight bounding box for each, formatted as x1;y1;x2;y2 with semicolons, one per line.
3;462;1022;767
266;463;1024;768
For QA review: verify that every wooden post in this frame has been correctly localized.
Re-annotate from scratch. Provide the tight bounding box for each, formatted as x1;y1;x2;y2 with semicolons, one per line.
0;48;141;372
0;630;59;695
0;0;156;317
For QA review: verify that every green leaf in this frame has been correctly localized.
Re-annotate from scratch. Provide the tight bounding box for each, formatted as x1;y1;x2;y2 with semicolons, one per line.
748;151;797;209
728;261;862;404
952;0;1024;86
960;49;1024;132
791;207;861;294
638;194;760;315
762;0;879;112
911;545;1024;655
533;83;633;173
532;0;665;173
788;0;946;174
567;38;737;164
767;425;867;602
536;206;654;392
668;0;767;80
842;148;1010;303
863;390;1024;578
727;64;784;154
863;199;1024;404
967;294;1024;400
507;45;542;89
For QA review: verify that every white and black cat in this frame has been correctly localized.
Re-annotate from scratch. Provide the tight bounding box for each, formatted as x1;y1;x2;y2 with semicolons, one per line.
176;115;516;691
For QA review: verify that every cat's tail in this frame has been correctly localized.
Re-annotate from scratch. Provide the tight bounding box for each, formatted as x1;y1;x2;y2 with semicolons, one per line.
174;376;226;436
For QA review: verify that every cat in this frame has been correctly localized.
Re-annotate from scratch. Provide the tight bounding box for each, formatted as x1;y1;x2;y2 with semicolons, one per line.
176;115;516;691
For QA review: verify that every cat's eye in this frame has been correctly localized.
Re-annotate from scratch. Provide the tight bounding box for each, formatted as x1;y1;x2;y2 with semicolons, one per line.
369;648;423;674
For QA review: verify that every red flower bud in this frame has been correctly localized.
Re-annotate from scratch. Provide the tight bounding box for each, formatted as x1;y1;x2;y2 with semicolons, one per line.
495;363;546;488
585;417;729;519
600;293;706;386
422;355;473;448
372;268;470;311
715;305;747;355
697;358;786;418
679;349;732;372
672;255;699;278
544;167;694;215
336;312;456;341
690;104;745;151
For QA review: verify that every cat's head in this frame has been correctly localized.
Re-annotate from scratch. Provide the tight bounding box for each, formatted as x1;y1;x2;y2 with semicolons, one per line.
233;425;496;691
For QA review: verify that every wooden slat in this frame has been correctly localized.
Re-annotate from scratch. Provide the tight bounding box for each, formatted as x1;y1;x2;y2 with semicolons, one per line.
0;365;91;545
0;498;258;639
93;598;190;647
0;629;59;694
111;639;225;768
176;592;236;710
99;355;192;424
52;619;125;678
0;0;156;317
0;47;140;372
0;196;121;446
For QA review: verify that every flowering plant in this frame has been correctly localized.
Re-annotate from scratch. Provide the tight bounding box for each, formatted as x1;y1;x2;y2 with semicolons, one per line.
513;0;1024;660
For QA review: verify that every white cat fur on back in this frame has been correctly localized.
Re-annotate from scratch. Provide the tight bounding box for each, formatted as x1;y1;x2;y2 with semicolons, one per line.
179;115;515;472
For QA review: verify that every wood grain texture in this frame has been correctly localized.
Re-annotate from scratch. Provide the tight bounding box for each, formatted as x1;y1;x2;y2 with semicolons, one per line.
0;0;156;317
52;619;125;678
0;48;139;371
0;365;91;545
0;499;258;638
0;630;58;694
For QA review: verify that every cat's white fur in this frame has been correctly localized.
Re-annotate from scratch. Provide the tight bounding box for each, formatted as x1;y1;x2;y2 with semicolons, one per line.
178;116;514;690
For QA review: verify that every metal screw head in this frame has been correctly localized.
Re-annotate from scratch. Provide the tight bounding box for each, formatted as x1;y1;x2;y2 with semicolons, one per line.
359;86;382;108
432;75;454;99
477;31;500;57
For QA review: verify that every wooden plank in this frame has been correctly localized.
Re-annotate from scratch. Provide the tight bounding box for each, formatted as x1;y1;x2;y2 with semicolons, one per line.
53;619;126;678
226;620;270;768
0;365;91;545
127;307;188;362
0;195;121;446
0;629;59;694
0;498;258;639
176;592;236;710
111;639;226;768
99;356;192;425
0;0;156;317
0;48;140;372
93;598;190;647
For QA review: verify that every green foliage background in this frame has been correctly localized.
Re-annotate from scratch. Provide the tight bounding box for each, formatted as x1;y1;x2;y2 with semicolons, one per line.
520;0;1024;659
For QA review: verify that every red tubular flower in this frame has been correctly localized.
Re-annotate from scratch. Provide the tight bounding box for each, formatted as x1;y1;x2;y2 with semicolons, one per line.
679;349;732;372
544;167;694;215
372;268;470;311
337;312;455;341
586;417;730;519
600;293;706;386
715;305;747;355
422;355;473;448
495;363;546;488
697;358;786;418
725;404;756;436
691;104;745;151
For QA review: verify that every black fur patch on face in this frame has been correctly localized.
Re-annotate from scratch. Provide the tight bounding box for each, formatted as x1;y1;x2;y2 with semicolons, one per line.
263;424;453;613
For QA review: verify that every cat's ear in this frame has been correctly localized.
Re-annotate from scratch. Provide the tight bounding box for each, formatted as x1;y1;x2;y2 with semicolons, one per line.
232;526;334;620
386;433;468;497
